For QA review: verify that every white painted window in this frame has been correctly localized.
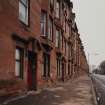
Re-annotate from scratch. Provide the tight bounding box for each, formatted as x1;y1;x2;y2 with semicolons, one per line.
41;11;47;36
19;0;29;25
55;29;60;48
48;18;53;40
56;0;60;18
15;48;24;79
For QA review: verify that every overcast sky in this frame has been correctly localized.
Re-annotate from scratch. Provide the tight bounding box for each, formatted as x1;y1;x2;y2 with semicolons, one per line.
71;0;105;66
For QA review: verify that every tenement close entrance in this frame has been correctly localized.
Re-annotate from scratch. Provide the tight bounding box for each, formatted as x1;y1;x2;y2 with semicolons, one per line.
28;51;37;91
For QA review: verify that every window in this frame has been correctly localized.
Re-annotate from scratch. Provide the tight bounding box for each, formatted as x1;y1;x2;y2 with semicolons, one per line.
56;0;60;18
64;40;66;55
41;11;47;36
50;0;54;7
65;19;66;33
67;24;69;37
15;47;24;79
66;42;68;56
68;63;70;75
48;18;53;41
62;34;64;50
57;58;61;77
55;28;60;48
19;0;29;25
42;53;50;77
68;46;70;58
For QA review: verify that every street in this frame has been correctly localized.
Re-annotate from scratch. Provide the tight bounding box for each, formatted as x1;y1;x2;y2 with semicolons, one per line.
91;74;105;105
0;75;95;105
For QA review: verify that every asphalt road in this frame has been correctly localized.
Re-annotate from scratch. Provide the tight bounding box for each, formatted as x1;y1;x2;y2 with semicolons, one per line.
91;74;105;105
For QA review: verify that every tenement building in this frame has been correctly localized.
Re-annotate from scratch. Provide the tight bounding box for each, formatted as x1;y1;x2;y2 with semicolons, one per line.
0;0;88;92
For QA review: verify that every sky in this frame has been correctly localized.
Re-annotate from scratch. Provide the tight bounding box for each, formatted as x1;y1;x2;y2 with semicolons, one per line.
71;0;105;67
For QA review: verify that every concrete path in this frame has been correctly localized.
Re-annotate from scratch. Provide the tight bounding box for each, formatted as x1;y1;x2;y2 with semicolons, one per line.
1;75;95;105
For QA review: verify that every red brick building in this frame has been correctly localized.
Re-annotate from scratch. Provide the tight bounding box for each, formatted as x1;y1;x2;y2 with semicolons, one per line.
0;0;88;93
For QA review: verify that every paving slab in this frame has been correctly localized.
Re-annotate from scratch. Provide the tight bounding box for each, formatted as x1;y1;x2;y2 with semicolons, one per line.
0;75;95;105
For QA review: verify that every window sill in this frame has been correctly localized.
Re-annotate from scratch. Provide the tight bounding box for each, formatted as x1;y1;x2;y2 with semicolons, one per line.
19;20;30;32
41;35;53;42
42;76;50;80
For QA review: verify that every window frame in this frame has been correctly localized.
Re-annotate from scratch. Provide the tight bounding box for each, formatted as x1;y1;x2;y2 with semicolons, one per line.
57;58;61;78
64;40;66;55
50;0;54;9
41;10;47;37
15;47;24;79
55;28;60;48
48;17;53;41
55;0;60;18
19;0;29;26
42;53;50;78
62;33;64;50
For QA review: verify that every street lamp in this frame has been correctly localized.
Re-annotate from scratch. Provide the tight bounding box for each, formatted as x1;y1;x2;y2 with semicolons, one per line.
87;52;99;73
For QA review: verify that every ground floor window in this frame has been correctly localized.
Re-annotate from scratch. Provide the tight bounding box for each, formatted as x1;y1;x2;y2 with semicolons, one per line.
57;58;62;78
42;53;50;77
15;47;24;79
68;63;70;75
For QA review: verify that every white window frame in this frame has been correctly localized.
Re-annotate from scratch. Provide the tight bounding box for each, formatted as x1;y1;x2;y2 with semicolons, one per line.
15;47;24;79
55;29;60;48
48;18;53;41
41;11;47;36
56;0;60;18
19;0;29;25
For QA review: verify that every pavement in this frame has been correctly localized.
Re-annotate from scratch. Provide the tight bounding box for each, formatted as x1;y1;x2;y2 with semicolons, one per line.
0;75;96;105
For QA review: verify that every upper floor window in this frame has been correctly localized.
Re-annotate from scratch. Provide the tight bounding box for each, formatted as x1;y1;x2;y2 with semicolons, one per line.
55;0;60;18
65;19;67;33
50;0;54;7
41;11;47;36
60;32;62;48
55;28;60;48
15;47;24;79
19;0;29;25
48;17;53;41
62;34;64;50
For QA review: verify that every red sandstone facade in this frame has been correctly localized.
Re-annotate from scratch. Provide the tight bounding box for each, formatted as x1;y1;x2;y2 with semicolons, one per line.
0;0;88;92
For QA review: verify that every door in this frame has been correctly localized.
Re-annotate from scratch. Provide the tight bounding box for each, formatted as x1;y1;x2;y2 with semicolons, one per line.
28;51;37;90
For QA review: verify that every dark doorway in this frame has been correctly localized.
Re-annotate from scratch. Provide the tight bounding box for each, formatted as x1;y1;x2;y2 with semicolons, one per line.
28;51;37;90
62;63;64;81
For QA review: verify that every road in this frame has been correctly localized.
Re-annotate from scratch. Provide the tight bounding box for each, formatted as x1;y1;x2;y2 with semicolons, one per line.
91;74;105;105
0;75;94;105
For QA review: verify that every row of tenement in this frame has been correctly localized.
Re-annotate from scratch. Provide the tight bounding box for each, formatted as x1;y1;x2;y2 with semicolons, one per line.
0;0;89;92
